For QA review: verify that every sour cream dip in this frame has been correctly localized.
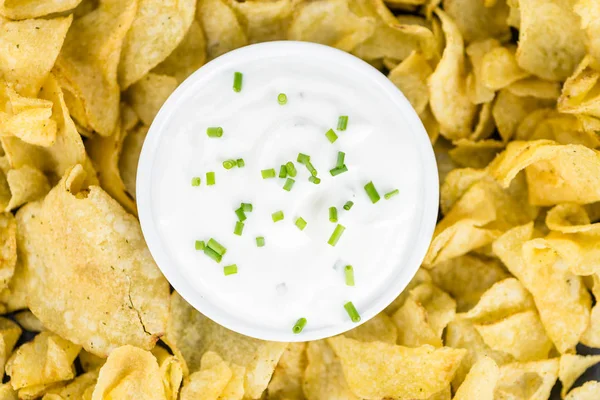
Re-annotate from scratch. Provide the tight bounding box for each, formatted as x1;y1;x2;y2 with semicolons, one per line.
137;42;438;341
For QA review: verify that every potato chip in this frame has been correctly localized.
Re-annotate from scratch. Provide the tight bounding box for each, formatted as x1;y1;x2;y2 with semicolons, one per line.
0;0;82;19
0;212;16;292
448;139;503;169
575;0;600;68
13;310;43;332
442;0;510;43
119;125;147;199
481;46;530;90
452;356;499;400
179;351;232;400
328;336;466;399
515;109;600;148
506;0;520;28
559;354;600;397
393;294;442;348
45;370;98;400
439;167;487;214
1;165;50;211
0;318;21;374
344;312;398;344
428;9;477;140
388;51;432;114
127;74;178;126
153;21;206;83
55;0;137;136
0;16;72;97
152;346;184;400
384;268;432;315
494;358;559;400
78;350;106;373
507;78;561;100
420;106;441;144
267;343;307;400
492;90;554;142
0;384;16;400
197;0;247;60
581;273;600;347
0;255;28;312
493;224;591;353
6;331;80;390
466;39;500;105
220;362;245;400
93;345;165;400
558;55;600;120
488;139;600;205
516;0;586;81
226;0;294;44
20;165;169;356
565;380;600;400
168;292;287;398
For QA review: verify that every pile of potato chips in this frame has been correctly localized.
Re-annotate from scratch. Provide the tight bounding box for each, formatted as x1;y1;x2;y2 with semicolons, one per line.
0;0;599;398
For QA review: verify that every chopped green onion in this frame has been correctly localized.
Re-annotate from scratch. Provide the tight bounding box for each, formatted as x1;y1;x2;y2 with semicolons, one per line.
206;172;215;186
195;240;205;250
329;207;338;223
278;93;287;105
203;247;222;263
344;301;361;322
272;210;284;222
256;236;265;247
330;165;348;176
224;264;238;275
207;238;227;256
295;217;307;231
283;178;295;192
297;153;310;164
223;159;237;170
234;221;244;236
336;151;345;168
235;207;246;222
343;201;354;211
345;265;355;286
305;161;317;176
206;127;223;138
384;189;400;200
328;224;346;246
285;162;297;177
236;158;245;168
292;317;307;334
364;181;380;203
337;116;348;131
191;177;201;186
279;165;288;178
233;72;243;92
261;168;276;179
325;128;338;143
241;203;253;212
308;176;321;184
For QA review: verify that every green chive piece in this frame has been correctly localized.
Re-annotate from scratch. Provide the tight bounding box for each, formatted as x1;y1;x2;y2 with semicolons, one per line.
206;127;223;138
241;203;253;212
308;176;321;184
283;178;295;192
345;265;355;286
328;224;346;246
343;201;354;211
336;151;345;168
236;158;245;168
385;189;400;200
364;181;380;203
224;264;238;276
329;207;338;223
235;207;246;222
295;217;307;231
223;159;237;170
233;72;243;92
325;128;338;143
292;317;307;334
305;161;317;176
234;221;244;236
330;165;348;176
203;247;222;263
195;240;205;250
206;172;215;186
191;177;201;186
344;301;361;322
277;93;287;105
285;162;297;177
297;153;310;164
261;168;276;179
256;236;265;247
279;165;288;179
207;238;227;256
272;210;284;222
337;115;348;131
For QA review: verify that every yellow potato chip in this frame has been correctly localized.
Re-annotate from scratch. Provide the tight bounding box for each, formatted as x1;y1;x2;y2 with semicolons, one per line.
448;139;503;169
44;370;98;400
180;351;232;400
393;294;442;348
506;78;561;100
220;362;245;400
481;46;530;90
558;55;600;120
54;0;137;136
434;138;459;188
442;0;510;43
0;0;82;19
452;356;499;400
494;358;559;400
13;310;43;332
20;165;169;356
152;347;184;400
344;312;398;344
197;0;247;60
2;165;50;211
0;255;28;313
328;336;466;399
388;51;432;114
17;382;66;400
384;267;432;315
420;106;441;144
168;291;287;398
0;16;72;97
0;383;16;400
78;350;106;373
0;212;16;292
119;125;147;199
493;223;591;353
267;343;306;400
0;318;21;374
428;9;477;140
581;273;600;347
227;0;294;44
492;89;554;142
93;345;165;400
516;0;586;81
439;167;488;214
515;109;600;148
506;0;520;28
565;380;600;400
466;39;500;105
6;331;80;390
575;0;600;68
559;354;600;397
409;283;456;338
127;73;178;126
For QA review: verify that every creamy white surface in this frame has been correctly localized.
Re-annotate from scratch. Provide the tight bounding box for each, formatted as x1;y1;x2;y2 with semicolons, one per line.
151;56;427;332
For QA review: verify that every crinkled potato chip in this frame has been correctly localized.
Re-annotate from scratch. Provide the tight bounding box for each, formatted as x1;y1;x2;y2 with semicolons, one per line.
407;283;456;338
507;78;561;100
439;166;487;214
127;73;178;126
227;0;295;44
481;46;530;90
452;356;499;400
515;109;600;148
0;317;21;374
78;350;106;373
328;336;466;399
0;0;82;19
267;343;307;400
152;346;184;400
393;292;443;347
494;358;559;400
575;0;600;68
1;165;50;211
93;345;165;400
448;139;503;169
0;384;16;400
180;351;232;400
559;354;600;397
197;0;248;60
344;312;398;344
565;380;600;400
20;165;169;356
0;212;16;292
442;0;510;43
0;255;28;313
492;90;554;142
558;55;600;119
466;39;500;105
384;267;432;315
119;125;148;199
581;273;600;348
388;51;432;114
45;370;98;400
420;105;441;144
13;310;43;332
